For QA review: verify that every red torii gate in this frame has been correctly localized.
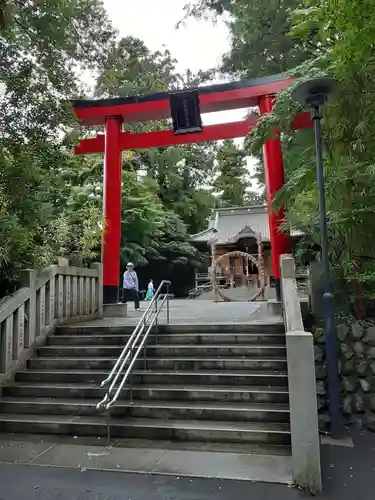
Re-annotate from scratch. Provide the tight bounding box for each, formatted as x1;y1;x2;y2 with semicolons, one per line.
72;74;312;303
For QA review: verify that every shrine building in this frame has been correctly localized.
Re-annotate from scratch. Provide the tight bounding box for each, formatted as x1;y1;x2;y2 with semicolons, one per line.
191;204;303;289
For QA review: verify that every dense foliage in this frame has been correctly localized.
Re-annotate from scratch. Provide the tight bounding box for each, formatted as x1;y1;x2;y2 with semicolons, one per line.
182;0;311;76
214;140;247;207
187;0;375;316
0;0;113;296
0;1;256;298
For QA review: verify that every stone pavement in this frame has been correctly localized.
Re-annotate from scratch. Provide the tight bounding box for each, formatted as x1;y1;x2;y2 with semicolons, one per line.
0;431;374;499
78;299;281;328
0;433;292;484
0;463;290;500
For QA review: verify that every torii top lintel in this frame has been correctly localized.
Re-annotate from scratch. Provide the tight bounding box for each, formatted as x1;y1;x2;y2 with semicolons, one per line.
72;74;312;154
72;74;294;127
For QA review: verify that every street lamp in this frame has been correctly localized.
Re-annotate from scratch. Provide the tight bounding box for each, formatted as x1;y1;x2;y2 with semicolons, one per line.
292;76;344;438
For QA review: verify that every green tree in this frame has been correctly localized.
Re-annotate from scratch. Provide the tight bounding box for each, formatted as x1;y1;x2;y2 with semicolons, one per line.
244;188;265;206
214;140;248;206
120;170;165;267
245;0;375;314
142;144;216;234
0;0;116;296
0;141;104;295
183;0;312;77
95;36;179;98
0;0;9;31
1;0;114;141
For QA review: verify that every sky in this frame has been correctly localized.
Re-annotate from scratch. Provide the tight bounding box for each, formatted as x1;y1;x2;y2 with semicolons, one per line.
102;0;246;125
102;0;259;178
103;0;229;75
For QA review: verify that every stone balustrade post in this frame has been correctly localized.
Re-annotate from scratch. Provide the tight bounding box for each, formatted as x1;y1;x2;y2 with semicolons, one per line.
91;263;103;317
36;285;46;337
45;268;57;326
13;303;25;361
20;269;36;348
72;276;78;317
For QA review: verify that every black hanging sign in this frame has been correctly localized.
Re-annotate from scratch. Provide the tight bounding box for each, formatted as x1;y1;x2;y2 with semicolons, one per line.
170;90;203;135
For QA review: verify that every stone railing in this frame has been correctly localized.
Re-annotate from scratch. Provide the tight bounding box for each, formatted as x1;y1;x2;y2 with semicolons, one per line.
280;254;321;494
0;261;103;384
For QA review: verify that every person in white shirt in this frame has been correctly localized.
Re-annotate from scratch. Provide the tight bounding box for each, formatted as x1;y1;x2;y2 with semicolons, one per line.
145;279;154;300
122;262;140;311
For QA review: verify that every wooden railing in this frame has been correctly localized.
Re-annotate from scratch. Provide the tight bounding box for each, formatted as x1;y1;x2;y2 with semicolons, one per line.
0;261;103;383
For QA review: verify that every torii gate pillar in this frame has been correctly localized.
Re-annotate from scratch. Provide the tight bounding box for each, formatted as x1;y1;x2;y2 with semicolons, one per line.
259;95;292;298
102;116;123;304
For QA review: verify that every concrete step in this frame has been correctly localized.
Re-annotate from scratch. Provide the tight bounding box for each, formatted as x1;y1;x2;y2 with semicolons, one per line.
154;333;286;346
48;333;286;346
143;357;287;371
28;357;287;371
16;369;288;386
55;323;285;335
3;383;289;403
0;398;290;423
125;401;290;424
37;345;286;358
28;358;116;371
38;346;127;358
146;345;286;357
48;335;137;346
91;437;291;456
0;414;291;445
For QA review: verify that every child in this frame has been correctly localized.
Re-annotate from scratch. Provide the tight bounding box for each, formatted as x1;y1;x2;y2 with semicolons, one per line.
145;279;154;300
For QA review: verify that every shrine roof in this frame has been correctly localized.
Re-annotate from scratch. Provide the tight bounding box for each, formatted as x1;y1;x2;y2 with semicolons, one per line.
71;74;293;126
191;205;303;245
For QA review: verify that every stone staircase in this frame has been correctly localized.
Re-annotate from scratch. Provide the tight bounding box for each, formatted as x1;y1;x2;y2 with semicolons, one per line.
0;323;290;453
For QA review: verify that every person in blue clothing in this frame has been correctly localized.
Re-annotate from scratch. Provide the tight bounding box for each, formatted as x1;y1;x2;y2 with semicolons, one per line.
145;279;154;300
122;262;140;311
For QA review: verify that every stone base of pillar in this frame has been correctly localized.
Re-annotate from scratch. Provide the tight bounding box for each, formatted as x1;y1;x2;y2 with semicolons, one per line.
103;303;127;318
275;278;281;301
103;285;119;304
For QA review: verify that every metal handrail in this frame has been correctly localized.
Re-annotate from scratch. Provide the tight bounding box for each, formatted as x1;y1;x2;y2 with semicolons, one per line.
107;291;169;409
96;280;171;410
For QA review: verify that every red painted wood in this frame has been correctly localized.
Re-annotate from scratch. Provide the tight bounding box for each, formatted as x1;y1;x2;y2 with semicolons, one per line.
74;112;311;155
259;95;291;280
198;78;295;112
120;118;258;149
74;117;258;154
74;99;170;127
74;134;105;154
74;111;312;155
73;78;295;126
102;117;122;289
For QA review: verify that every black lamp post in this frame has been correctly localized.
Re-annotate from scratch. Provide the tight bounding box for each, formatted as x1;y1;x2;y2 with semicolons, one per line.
292;77;344;438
